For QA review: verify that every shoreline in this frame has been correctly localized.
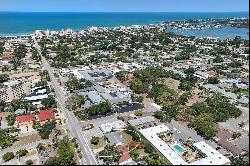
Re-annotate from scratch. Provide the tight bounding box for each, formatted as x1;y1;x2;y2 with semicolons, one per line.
0;17;249;40
1;26;249;40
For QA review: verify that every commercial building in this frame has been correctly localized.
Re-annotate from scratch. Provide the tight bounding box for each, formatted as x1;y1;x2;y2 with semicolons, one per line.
99;120;127;133
25;86;51;105
85;90;105;104
76;69;113;82
93;82;131;105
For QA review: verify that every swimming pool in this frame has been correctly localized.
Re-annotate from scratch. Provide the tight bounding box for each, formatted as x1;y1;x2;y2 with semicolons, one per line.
174;144;186;153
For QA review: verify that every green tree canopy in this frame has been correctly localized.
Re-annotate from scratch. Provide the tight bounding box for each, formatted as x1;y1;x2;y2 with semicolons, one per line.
207;77;220;84
41;96;56;109
16;149;28;157
6;113;16;126
130;149;140;160
192;113;218;139
66;76;92;91
25;159;33;165
143;152;170;165
2;152;15;162
115;71;128;81
149;84;177;107
0;74;9;83
66;94;85;111
86;102;111;116
129;78;148;94
0;129;17;149
230;154;249;165
90;136;100;145
56;137;75;165
213;55;224;63
38;120;56;139
99;144;119;165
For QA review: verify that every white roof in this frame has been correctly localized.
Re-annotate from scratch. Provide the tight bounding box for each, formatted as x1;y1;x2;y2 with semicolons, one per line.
36;89;46;94
191;141;230;165
32;101;42;105
99;120;127;133
140;124;230;165
151;103;161;110
25;94;48;101
140;124;187;165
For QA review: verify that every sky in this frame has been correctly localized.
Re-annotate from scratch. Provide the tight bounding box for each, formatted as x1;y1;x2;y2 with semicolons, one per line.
0;0;249;12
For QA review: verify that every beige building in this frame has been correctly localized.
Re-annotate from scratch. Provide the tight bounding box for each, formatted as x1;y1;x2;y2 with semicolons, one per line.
0;80;31;102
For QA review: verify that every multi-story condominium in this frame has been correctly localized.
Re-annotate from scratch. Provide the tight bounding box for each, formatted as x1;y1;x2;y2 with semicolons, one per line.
0;80;31;102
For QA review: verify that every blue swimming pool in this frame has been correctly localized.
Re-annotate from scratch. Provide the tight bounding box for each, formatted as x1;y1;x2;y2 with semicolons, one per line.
174;145;186;153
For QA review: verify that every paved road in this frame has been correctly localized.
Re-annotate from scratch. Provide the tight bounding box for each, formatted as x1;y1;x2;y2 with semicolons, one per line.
35;41;98;165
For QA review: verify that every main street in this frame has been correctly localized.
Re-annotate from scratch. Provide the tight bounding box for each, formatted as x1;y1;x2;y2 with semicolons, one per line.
34;40;98;165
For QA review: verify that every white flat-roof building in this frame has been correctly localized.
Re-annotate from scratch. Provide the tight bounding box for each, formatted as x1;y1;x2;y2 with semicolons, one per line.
140;124;187;165
99;120;127;133
140;124;230;165
191;141;231;165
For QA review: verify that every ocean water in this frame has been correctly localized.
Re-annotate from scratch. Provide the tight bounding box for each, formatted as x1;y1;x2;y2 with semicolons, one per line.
168;27;249;40
0;12;249;39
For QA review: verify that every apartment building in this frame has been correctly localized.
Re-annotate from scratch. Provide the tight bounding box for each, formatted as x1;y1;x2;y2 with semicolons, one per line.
0;80;31;102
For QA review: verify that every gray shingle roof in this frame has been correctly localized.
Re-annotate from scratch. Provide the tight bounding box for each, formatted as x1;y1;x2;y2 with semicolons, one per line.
128;116;156;126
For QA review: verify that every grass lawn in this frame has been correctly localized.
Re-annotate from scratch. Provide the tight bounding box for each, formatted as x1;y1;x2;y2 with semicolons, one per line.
90;136;107;150
121;131;133;144
14;134;42;146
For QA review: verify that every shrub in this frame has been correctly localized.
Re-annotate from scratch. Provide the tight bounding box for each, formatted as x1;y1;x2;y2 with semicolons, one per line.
134;110;143;116
90;136;100;145
26;160;33;165
3;152;15;162
16;149;28;157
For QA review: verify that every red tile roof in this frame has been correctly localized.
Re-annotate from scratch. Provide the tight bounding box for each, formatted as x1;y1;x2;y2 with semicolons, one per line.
217;140;244;156
39;109;55;121
216;129;244;156
129;141;142;149
216;129;232;140
16;115;36;122
116;145;131;164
